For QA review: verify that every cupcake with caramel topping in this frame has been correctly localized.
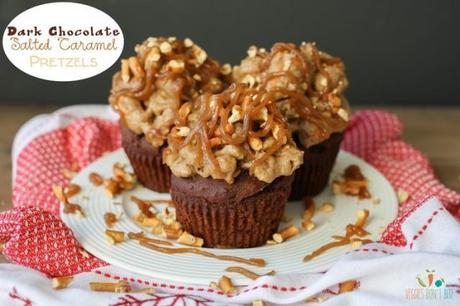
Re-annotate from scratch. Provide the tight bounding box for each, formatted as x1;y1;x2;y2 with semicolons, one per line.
233;42;350;199
163;83;303;248
109;37;226;192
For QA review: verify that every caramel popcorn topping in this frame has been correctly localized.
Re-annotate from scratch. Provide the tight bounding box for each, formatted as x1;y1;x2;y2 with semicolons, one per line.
163;83;303;183
109;37;225;147
233;42;350;148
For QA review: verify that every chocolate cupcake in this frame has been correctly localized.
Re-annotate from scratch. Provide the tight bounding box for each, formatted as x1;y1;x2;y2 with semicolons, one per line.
233;42;351;200
163;84;303;248
109;37;226;192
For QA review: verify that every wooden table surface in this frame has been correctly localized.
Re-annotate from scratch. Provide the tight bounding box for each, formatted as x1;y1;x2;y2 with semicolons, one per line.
0;105;459;264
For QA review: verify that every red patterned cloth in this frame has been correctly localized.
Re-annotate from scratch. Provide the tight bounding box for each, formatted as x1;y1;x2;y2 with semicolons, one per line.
1;108;459;278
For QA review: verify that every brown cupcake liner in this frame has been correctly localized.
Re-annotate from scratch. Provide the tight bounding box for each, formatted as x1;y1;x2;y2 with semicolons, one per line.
171;175;293;248
289;132;344;201
120;124;171;193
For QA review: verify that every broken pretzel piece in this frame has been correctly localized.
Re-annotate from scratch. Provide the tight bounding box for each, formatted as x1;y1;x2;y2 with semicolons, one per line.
64;184;81;198
89;281;131;293
52;276;74;289
53;185;85;217
339;280;358;293
89;172;104;186
272;225;299;243
177;231;204;247
218;275;236;294
104;212;119;228
105;229;125;244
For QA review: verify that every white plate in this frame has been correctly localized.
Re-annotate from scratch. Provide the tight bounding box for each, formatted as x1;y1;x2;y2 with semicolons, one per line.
61;149;398;286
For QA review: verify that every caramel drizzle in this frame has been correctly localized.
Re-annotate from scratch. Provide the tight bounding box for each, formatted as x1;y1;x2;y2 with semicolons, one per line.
303;216;373;262
128;232;173;246
225;266;275;280
259;42;347;139
130;195;155;218
109;37;222;142
169;83;291;176
133;237;266;267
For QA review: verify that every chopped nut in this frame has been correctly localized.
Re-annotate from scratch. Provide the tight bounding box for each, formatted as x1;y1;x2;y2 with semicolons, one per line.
247;45;257;57
145;47;161;66
106;229;125;244
218;275;235;294
272;225;299;243
104;212;118;228
193;74;202;81
65;184;81;198
397;189;410;204
220;63;232;75
228;105;242;123
319;202;334;213
241;75;256;87
253;107;268;122
266;240;278;245
192;45;207;64
177;231;204;247
184;38;194;47
159;41;172;54
175;126;190;137
252;300;266;306
89;281;131;293
249;136;263;151
89;172;103;186
52;276;73;289
167;59;185;73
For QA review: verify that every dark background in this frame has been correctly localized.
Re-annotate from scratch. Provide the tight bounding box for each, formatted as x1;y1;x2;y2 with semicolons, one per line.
1;0;459;106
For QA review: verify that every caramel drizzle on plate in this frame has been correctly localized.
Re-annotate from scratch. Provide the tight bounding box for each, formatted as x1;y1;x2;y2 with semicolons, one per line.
225;266;275;280
129;232;266;267
303;209;373;262
128;232;173;246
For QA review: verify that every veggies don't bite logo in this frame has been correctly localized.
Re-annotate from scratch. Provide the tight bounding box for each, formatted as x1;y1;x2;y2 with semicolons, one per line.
2;2;124;81
405;269;453;300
